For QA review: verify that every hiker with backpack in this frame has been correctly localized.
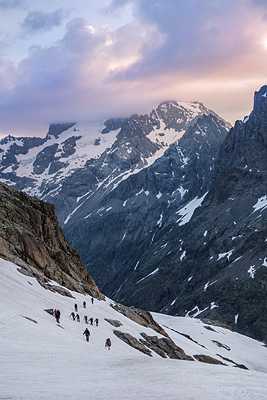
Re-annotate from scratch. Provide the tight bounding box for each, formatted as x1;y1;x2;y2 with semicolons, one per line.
95;318;99;326
70;312;75;320
105;338;111;350
84;315;88;324
83;328;90;342
54;309;60;323
89;317;93;325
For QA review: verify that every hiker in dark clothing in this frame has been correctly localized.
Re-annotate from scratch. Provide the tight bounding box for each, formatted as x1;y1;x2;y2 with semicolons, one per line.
70;312;75;320
76;314;80;322
89;317;93;325
83;301;86;308
83;328;90;342
84;316;88;324
105;338;111;350
54;310;60;323
74;304;78;312
95;318;99;326
91;298;94;304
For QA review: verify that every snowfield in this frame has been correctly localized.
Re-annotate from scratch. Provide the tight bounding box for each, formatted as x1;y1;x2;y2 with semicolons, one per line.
1;258;267;400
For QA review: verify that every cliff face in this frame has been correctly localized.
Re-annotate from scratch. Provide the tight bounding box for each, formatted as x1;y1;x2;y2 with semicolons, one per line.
0;182;103;299
102;87;267;341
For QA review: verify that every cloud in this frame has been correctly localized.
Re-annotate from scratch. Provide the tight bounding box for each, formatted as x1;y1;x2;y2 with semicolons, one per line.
0;0;24;9
0;1;267;137
0;17;148;136
20;8;69;34
106;0;265;80
105;1;267;111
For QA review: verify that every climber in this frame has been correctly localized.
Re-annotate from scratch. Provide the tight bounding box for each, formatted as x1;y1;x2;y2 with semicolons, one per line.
76;314;80;322
74;304;78;312
91;297;94;304
105;338;111;350
70;312;75;320
89;317;93;325
83;301;86;308
84;315;88;324
83;328;90;342
54;309;60;323
95;318;99;326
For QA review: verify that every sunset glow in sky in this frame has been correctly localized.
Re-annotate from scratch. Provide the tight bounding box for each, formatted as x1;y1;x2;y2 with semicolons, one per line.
0;0;267;138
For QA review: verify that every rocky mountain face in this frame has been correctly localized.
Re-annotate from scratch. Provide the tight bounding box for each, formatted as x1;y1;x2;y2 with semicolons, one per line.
0;181;103;299
2;89;266;342
64;113;228;293
83;86;266;341
0;101;228;225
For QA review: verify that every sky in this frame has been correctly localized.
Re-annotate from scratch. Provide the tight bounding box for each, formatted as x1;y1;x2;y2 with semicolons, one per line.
0;0;267;138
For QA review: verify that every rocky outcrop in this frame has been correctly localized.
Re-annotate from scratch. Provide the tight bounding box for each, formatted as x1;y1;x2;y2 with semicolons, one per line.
162;325;207;349
113;330;193;360
113;330;152;356
104;318;123;327
0;182;104;299
201;319;233;331
110;303;168;337
212;341;231;351
193;354;226;365
139;332;194;360
20;315;38;324
216;354;248;369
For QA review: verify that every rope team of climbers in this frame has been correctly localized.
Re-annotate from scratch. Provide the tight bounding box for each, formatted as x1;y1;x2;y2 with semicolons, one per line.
53;298;111;350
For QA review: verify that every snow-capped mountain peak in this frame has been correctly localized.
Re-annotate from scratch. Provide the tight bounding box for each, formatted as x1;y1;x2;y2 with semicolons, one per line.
0;100;229;225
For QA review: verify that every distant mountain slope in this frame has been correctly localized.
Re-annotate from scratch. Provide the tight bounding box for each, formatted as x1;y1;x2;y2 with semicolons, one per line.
0;100;229;225
103;86;267;341
64;113;228;292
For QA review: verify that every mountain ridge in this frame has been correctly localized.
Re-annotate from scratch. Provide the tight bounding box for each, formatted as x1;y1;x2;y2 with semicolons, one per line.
2;89;267;341
107;86;267;341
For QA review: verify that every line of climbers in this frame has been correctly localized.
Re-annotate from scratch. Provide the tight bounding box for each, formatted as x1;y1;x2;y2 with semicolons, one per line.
69;312;98;325
52;300;111;350
74;298;94;312
82;328;111;349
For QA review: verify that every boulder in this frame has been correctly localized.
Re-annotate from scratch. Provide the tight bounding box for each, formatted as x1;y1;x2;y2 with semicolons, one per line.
113;330;152;357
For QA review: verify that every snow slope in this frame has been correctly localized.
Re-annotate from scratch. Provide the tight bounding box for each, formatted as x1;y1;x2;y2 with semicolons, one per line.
1;258;267;400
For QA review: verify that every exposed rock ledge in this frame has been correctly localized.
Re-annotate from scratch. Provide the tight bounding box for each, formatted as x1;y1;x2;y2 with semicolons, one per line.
110;302;168;337
0;182;104;299
113;330;194;360
104;318;123;327
140;332;194;360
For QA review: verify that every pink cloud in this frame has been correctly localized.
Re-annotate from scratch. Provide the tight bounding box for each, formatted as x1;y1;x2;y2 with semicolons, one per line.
0;1;267;137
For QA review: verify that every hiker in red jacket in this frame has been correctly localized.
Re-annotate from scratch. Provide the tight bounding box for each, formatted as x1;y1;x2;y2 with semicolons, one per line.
54;309;60;323
105;338;111;350
70;312;75;320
